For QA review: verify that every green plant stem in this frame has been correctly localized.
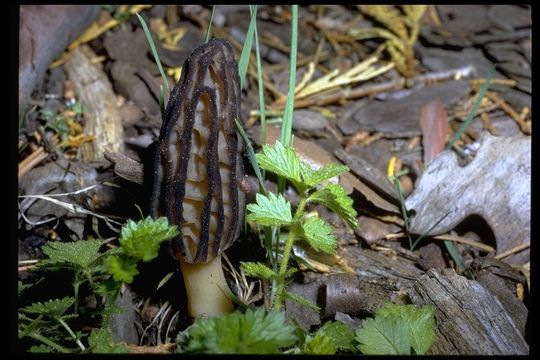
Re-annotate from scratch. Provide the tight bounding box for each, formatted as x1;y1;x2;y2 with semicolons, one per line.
58;318;85;351
29;332;71;353
446;66;494;150
72;277;81;315
136;13;170;95
274;197;307;311
18;314;43;338
204;5;216;43
392;176;413;249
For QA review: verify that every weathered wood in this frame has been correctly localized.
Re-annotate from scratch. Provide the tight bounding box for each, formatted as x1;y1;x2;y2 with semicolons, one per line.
407;268;528;355
65;45;124;162
343;247;424;287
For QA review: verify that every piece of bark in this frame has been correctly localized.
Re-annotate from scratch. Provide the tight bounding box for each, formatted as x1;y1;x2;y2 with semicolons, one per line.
322;273;400;318
407;268;528;355
64;45;124;162
416;46;501;78
334;149;399;204
104;151;144;184
347;139;393;174
285;282;321;330
487;5;531;30
292;109;329;131
337;80;469;137
285;273;404;330
419;98;450;164
405;132;530;264
471;256;528;335
417;243;447;270
342;247;424;287
354;216;401;245
19;5;101;108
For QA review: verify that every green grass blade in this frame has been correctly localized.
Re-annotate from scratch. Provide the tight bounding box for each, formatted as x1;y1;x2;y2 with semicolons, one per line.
443;240;474;279
389;172;413;249
234;119;266;194
238;5;258;90
136;13;171;95
279;5;298;148
410;211;451;251
204;5;216;43
446;67;494;150
251;5;267;147
277;5;298;195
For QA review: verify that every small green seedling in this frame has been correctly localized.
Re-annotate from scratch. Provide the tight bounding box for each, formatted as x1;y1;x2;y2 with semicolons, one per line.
242;141;358;311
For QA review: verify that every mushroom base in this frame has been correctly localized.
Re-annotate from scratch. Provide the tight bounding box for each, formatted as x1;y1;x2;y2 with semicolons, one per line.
178;254;234;317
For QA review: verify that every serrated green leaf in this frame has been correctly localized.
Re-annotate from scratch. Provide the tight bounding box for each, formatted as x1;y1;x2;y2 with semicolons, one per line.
106;255;139;284
375;303;436;355
120;217;178;262
88;327;128;353
255;141;303;190
356;316;410;355
283;290;321;312
284;267;298;279
303;332;336;354
309;184;358;229
375;301;415;319
246;193;292;227
39;239;103;270
22;297;75;319
29;344;55;353
408;305;435;354
300;217;337;254
18;281;32;296
241;262;277;279
94;278;122;298
317;321;356;351
301;163;349;188
177;307;297;354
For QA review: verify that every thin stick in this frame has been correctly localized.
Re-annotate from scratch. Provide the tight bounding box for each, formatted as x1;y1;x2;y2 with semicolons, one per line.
495;243;530;260
385;232;495;252
18;147;48;177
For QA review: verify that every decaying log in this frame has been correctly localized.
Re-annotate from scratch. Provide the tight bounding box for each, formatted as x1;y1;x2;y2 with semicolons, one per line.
407;268;528;355
343;247;424;287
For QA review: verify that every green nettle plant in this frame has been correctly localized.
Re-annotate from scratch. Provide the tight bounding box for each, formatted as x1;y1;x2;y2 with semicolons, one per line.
18;217;179;353
241;141;358;311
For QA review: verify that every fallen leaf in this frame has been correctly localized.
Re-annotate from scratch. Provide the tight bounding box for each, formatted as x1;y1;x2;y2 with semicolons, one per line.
405;132;530;264
419;98;450;164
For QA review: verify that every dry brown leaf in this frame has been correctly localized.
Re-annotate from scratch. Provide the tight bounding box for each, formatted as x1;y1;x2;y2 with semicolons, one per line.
406;132;530;264
419;97;450;164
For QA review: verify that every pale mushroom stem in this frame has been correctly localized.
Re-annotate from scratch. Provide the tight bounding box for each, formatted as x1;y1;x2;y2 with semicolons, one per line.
178;254;234;317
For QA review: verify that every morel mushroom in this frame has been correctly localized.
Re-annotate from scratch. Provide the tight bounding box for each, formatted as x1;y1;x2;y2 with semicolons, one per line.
151;39;245;317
